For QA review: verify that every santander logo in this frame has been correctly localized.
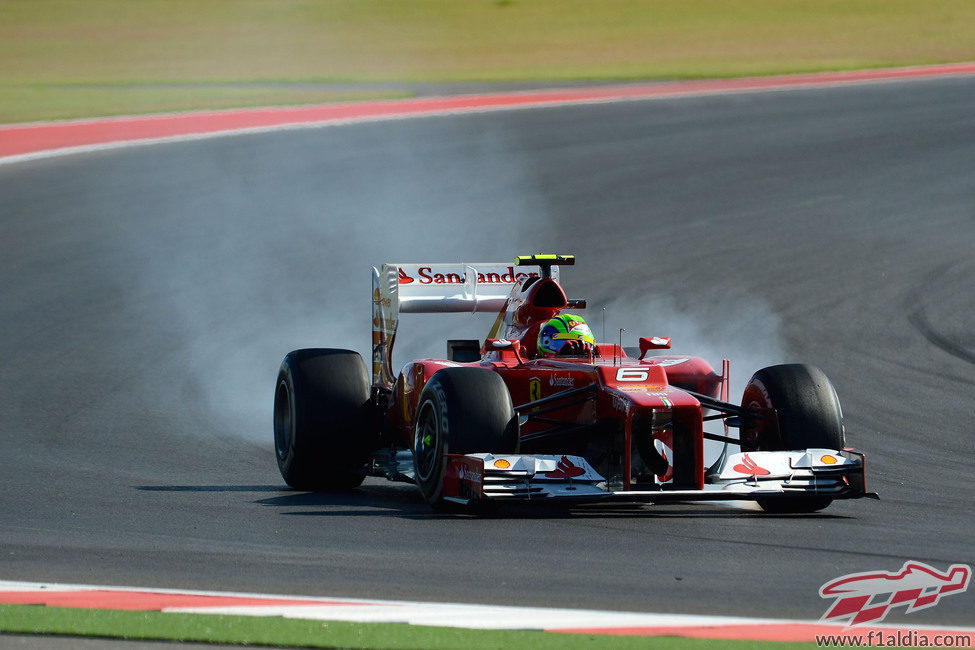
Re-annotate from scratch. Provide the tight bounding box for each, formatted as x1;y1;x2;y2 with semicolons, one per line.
397;265;538;286
732;453;770;476
545;456;586;479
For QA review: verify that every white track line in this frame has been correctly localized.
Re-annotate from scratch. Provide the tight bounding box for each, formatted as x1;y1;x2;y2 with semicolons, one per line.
3;580;973;638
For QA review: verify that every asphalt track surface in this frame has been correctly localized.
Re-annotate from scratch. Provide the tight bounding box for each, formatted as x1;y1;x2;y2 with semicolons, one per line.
1;75;973;629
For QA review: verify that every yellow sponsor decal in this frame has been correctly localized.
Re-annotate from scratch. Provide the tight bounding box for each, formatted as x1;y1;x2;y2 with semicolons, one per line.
493;459;511;469
820;454;838;465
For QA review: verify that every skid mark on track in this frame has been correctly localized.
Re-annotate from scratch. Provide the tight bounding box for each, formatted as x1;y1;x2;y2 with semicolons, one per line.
907;262;975;367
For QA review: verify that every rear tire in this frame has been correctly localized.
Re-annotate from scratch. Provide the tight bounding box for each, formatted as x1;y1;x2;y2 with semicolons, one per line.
412;368;519;508
273;349;374;490
740;364;844;513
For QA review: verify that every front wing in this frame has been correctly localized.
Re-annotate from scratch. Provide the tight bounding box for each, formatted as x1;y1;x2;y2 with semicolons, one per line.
441;449;876;506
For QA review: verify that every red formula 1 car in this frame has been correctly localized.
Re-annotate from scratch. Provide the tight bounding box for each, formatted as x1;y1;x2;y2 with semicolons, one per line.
273;254;876;513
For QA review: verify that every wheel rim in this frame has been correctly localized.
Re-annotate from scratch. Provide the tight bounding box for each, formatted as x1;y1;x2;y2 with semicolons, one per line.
413;400;441;482
741;381;777;450
740;397;763;449
273;379;292;460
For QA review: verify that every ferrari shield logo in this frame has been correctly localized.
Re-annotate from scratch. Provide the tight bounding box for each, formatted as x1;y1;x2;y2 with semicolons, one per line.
529;377;542;405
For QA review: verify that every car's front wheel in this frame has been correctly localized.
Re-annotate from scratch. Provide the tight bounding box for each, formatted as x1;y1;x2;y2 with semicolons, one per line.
740;363;844;513
413;368;519;508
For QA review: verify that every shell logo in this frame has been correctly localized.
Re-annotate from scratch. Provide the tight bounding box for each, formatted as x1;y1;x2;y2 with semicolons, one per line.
820;454;838;465
493;459;511;469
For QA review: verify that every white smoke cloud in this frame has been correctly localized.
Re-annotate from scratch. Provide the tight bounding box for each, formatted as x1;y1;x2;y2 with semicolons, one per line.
138;120;554;443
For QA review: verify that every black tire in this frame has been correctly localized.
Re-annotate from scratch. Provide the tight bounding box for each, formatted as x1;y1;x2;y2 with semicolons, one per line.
740;364;844;513
273;349;374;490
412;368;519;507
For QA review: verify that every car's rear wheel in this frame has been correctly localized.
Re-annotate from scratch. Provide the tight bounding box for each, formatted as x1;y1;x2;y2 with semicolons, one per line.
413;368;519;508
274;349;374;490
740;363;844;513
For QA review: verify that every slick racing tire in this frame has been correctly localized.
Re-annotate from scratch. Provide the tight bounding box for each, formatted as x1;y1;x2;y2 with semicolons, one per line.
412;368;519;509
740;364;844;514
273;349;374;490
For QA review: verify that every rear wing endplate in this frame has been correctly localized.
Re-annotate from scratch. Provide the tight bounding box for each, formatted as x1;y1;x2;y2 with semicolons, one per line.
371;261;558;388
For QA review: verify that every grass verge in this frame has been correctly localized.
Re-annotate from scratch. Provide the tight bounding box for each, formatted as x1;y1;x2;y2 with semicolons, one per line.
0;84;413;124
2;0;975;122
0;604;815;649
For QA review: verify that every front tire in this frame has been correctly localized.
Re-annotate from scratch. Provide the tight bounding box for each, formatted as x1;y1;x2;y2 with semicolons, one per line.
740;364;844;513
273;349;374;490
413;368;519;507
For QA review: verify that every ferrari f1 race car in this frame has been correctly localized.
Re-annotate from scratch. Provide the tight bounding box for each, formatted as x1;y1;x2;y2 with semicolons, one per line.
273;254;876;513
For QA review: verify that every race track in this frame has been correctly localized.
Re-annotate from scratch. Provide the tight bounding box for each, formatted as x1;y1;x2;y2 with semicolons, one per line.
1;75;973;626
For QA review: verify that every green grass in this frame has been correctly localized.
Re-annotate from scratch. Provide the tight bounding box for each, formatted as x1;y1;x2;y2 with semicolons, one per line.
0;604;816;649
0;84;412;124
2;0;974;123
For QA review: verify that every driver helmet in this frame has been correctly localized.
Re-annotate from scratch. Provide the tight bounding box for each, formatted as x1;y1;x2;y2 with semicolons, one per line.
537;313;595;356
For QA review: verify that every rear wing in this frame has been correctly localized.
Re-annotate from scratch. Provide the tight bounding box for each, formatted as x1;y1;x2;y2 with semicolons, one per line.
371;260;563;388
